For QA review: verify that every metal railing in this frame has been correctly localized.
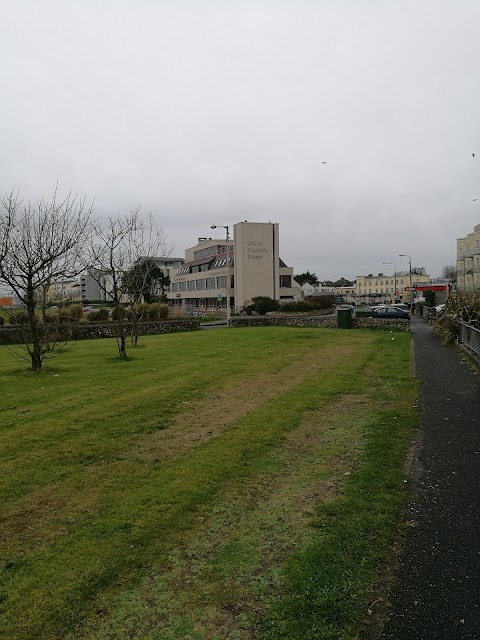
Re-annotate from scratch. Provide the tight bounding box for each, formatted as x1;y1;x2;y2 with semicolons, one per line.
459;321;480;357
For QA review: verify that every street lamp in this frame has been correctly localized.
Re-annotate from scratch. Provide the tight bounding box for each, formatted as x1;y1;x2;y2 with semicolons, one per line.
399;254;412;302
382;262;397;303
211;224;231;325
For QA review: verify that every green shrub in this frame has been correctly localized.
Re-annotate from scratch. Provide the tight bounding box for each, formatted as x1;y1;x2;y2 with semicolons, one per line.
159;304;168;319
147;303;160;320
304;295;334;310
424;290;435;306
435;293;480;343
58;308;74;323
147;303;169;320
134;303;149;319
110;306;127;320
244;297;281;316
281;301;311;312
87;308;110;322
68;304;83;321
9;311;29;325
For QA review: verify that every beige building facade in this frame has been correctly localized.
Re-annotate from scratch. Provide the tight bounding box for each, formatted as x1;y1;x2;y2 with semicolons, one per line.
168;221;300;313
356;272;430;304
457;223;480;291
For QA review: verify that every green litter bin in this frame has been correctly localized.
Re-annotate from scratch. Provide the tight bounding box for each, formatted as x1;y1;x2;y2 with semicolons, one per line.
337;307;353;329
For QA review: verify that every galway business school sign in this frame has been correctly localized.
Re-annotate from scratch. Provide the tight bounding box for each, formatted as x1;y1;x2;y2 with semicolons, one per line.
247;240;268;260
234;222;278;304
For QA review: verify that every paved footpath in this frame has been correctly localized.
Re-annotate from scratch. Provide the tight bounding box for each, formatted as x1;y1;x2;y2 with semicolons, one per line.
381;317;480;640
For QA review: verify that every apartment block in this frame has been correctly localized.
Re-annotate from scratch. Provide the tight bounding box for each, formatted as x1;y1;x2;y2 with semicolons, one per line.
456;223;480;291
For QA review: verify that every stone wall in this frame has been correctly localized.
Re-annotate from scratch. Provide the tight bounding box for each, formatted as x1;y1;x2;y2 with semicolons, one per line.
0;319;200;345
229;315;409;331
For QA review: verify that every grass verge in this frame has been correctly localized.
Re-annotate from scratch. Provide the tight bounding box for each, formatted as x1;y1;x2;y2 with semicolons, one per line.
0;326;418;640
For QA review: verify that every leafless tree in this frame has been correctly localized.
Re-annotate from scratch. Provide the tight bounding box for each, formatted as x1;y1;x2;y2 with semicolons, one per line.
0;188;93;371
85;209;172;358
441;264;457;283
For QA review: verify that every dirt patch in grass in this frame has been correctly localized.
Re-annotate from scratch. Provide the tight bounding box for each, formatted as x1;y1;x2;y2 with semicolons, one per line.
71;394;369;640
134;342;356;465
0;342;358;571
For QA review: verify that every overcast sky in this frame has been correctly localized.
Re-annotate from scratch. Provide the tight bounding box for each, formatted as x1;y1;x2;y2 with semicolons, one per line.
2;0;480;280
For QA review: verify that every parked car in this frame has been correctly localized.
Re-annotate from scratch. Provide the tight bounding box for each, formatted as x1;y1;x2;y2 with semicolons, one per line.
372;307;410;319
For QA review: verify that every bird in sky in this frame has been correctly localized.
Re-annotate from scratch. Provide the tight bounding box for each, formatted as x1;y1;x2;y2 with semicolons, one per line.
473;198;479;201
322;161;328;164
473;153;476;158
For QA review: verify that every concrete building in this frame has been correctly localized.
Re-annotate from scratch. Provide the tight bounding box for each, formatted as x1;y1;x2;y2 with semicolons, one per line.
80;269;109;301
134;256;184;280
457;223;480;291
356;272;430;304
168;221;300;313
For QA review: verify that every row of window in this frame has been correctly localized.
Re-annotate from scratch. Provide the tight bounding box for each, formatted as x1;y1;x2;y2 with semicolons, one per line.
171;276;229;292
177;259;231;276
359;288;396;294
358;279;407;286
171;275;292;292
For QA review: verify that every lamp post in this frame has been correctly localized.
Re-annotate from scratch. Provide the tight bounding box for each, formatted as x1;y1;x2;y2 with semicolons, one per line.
211;224;230;325
399;254;412;302
382;262;397;303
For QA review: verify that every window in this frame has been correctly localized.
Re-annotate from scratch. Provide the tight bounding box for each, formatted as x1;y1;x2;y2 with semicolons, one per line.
217;276;226;288
280;275;291;288
187;280;195;291
171;282;178;292
196;279;205;290
200;264;209;272
179;281;186;292
206;277;216;289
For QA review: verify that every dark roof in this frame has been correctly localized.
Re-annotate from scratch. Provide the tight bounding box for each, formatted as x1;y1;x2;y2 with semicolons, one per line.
334;278;354;287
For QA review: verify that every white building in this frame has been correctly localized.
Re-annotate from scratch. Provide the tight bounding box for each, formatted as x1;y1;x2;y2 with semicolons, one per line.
168;222;300;313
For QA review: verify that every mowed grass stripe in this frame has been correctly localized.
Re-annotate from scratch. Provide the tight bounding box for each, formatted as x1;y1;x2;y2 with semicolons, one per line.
70;396;369;640
2;353;365;638
0;327;415;640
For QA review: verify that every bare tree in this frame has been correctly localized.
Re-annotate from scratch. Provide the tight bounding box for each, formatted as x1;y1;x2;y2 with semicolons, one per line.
411;266;427;275
85;209;171;357
0;188;93;371
441;264;457;283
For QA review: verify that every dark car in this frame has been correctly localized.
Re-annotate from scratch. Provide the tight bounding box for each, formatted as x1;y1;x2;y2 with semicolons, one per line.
372;307;410;319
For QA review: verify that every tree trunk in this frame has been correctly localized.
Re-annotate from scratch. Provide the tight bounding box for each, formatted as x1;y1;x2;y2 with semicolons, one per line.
26;288;42;371
118;333;127;359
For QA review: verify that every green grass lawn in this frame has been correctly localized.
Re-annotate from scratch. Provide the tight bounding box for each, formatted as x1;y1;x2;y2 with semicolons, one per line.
0;327;418;640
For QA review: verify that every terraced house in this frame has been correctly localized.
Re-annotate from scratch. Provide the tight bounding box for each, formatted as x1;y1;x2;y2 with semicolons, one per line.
168;221;300;314
356;272;430;304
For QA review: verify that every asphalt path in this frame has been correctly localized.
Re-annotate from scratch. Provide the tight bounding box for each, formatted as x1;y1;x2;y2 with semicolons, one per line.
380;317;480;640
